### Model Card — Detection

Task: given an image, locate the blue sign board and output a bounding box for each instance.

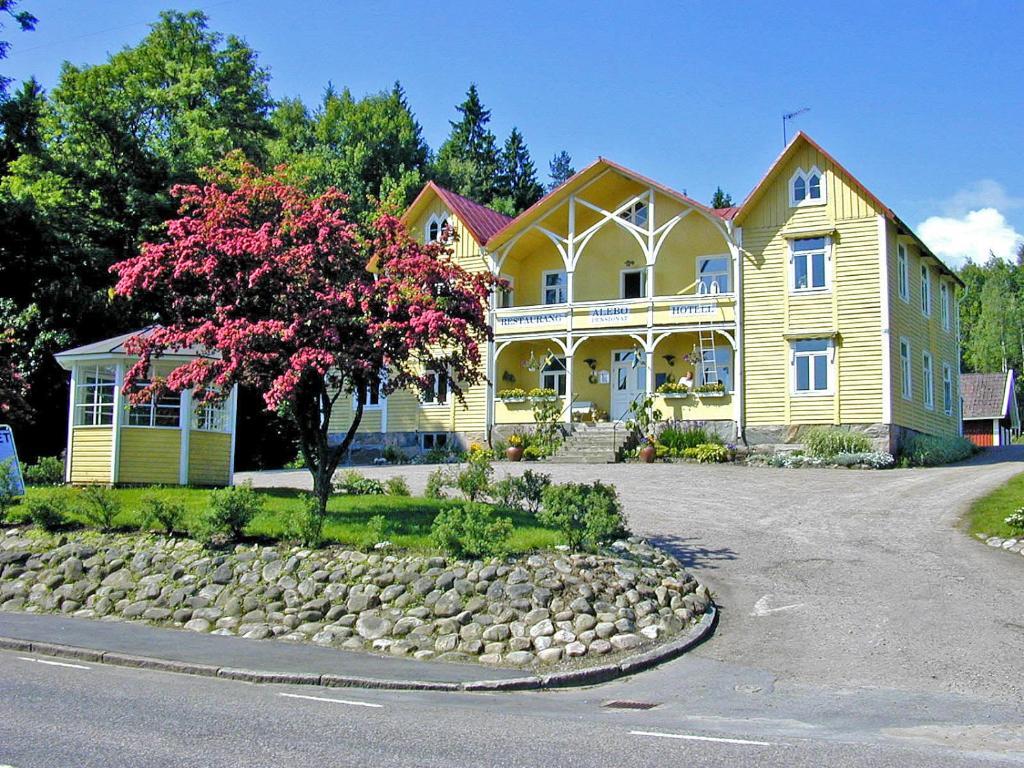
[0,425,25,496]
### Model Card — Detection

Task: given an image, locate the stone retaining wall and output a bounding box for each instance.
[0,529,711,670]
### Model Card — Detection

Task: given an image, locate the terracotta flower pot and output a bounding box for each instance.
[639,445,657,463]
[506,446,524,462]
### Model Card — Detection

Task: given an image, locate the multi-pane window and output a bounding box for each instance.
[791,237,828,291]
[922,353,934,410]
[897,244,909,301]
[620,201,648,227]
[621,269,646,299]
[790,167,824,205]
[540,356,567,396]
[920,264,931,316]
[426,216,449,243]
[792,339,831,393]
[193,400,230,432]
[701,347,734,392]
[126,382,181,427]
[900,338,912,400]
[697,256,730,294]
[423,370,448,405]
[542,270,567,304]
[74,365,117,426]
[940,282,950,330]
[942,363,953,416]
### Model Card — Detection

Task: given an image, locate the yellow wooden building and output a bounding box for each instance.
[55,328,236,486]
[333,133,962,456]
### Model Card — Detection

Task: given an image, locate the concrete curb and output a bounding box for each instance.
[0,604,716,693]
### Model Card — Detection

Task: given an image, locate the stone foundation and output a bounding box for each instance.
[329,431,487,464]
[742,422,936,455]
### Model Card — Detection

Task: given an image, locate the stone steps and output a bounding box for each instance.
[548,423,631,464]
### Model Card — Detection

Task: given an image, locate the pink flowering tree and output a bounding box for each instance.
[112,163,494,530]
[0,329,31,422]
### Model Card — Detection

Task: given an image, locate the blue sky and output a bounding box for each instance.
[4,0,1023,266]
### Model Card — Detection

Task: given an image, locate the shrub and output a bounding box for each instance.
[491,469,551,514]
[658,427,719,453]
[900,433,975,467]
[381,445,409,465]
[284,453,306,470]
[22,456,64,486]
[334,470,385,496]
[193,482,263,544]
[1005,508,1024,533]
[384,476,411,496]
[522,444,546,461]
[804,428,871,458]
[539,481,628,551]
[283,493,325,547]
[455,451,493,501]
[430,502,512,558]
[424,445,455,464]
[0,458,19,522]
[424,468,449,499]
[693,443,729,463]
[138,494,186,534]
[360,514,391,549]
[25,489,74,531]
[79,485,122,531]
[833,451,896,469]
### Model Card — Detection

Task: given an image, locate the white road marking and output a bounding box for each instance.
[278,692,383,709]
[630,730,773,747]
[752,595,804,617]
[18,656,91,670]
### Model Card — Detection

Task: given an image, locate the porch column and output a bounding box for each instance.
[110,363,124,485]
[64,365,77,483]
[564,342,574,424]
[179,388,191,485]
[645,333,655,396]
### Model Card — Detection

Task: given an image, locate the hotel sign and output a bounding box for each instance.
[669,302,718,317]
[588,305,631,324]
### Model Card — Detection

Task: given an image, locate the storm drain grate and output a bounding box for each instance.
[602,700,659,710]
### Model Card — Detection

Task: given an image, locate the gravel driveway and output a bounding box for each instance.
[237,447,1024,704]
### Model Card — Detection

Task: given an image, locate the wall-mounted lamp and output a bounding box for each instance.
[583,358,597,371]
[662,354,676,367]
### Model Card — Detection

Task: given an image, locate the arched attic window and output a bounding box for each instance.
[789,167,825,207]
[426,214,450,242]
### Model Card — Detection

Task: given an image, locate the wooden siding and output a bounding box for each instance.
[741,142,885,427]
[885,220,960,437]
[188,431,231,486]
[118,427,180,485]
[69,426,113,484]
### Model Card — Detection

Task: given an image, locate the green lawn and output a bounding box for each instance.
[10,485,561,553]
[965,472,1024,539]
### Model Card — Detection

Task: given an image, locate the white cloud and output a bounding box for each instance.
[917,207,1023,268]
[939,179,1024,217]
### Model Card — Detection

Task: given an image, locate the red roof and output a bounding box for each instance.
[713,206,740,220]
[412,181,512,245]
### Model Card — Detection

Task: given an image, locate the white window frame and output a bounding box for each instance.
[540,356,567,396]
[942,363,954,416]
[354,374,385,411]
[790,237,831,294]
[696,254,731,294]
[920,264,931,317]
[791,338,833,395]
[425,213,450,243]
[619,268,647,300]
[899,337,912,400]
[74,364,117,426]
[897,244,909,302]
[619,200,649,227]
[789,166,826,207]
[922,352,934,411]
[700,346,734,393]
[940,282,950,331]
[422,369,448,407]
[541,269,567,305]
[420,432,449,451]
[193,399,230,432]
[125,381,182,428]
[497,273,515,309]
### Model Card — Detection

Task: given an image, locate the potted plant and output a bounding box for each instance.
[497,387,527,402]
[656,381,691,399]
[639,434,657,463]
[506,432,526,462]
[528,387,559,402]
[694,382,727,398]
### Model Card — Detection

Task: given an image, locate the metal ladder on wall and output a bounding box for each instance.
[697,327,718,387]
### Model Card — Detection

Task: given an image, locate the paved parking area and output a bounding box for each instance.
[238,447,1024,704]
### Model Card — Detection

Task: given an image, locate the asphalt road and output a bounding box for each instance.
[2,450,1023,766]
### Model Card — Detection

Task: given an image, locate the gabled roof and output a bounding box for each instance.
[402,181,512,246]
[54,326,218,368]
[734,131,963,287]
[485,156,724,250]
[961,370,1016,420]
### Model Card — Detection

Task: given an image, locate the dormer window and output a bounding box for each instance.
[426,214,450,242]
[789,167,825,207]
[620,200,648,227]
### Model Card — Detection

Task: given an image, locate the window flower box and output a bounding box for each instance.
[527,387,559,402]
[497,388,528,403]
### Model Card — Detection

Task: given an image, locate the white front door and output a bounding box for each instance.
[611,349,647,421]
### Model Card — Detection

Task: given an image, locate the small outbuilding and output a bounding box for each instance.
[960,370,1020,447]
[55,328,236,486]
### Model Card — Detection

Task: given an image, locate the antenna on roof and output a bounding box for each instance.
[782,107,810,145]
